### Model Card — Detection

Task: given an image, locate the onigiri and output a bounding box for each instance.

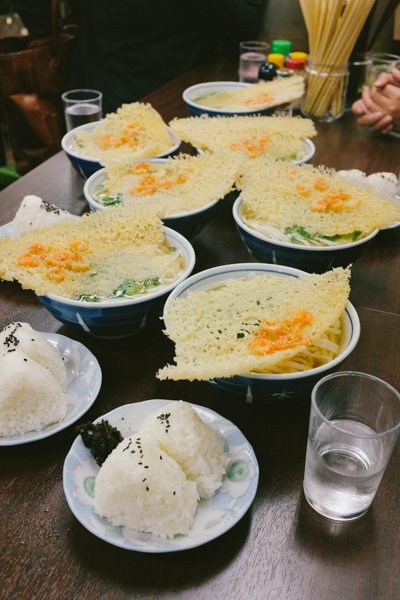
[0,322,67,391]
[0,350,66,437]
[94,434,199,539]
[138,400,228,499]
[12,195,75,238]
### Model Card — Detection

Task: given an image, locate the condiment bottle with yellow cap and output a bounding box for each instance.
[267,53,284,69]
[291,51,308,65]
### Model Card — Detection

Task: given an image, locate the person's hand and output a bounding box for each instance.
[369,70,400,132]
[373,68,400,90]
[352,86,393,134]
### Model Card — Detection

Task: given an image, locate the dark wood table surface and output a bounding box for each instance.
[1,62,400,600]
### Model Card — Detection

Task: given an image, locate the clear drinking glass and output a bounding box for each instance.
[303,371,400,521]
[365,53,400,87]
[62,89,103,132]
[345,52,372,107]
[301,61,349,122]
[239,41,270,83]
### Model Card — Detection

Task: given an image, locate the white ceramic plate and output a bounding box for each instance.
[63,399,259,552]
[0,333,102,445]
[0,221,13,237]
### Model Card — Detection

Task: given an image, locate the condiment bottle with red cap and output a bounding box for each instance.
[286,57,306,109]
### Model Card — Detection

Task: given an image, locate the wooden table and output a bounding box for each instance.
[1,63,400,600]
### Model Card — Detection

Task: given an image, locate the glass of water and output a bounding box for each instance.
[365,53,400,87]
[62,89,103,132]
[239,41,270,83]
[303,371,400,521]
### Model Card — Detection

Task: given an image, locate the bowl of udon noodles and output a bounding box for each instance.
[83,159,220,240]
[232,165,400,274]
[62,122,181,180]
[38,226,195,338]
[183,81,277,117]
[196,138,315,165]
[233,196,379,274]
[162,263,360,403]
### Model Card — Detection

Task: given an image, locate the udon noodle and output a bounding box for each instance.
[241,213,371,246]
[252,318,343,373]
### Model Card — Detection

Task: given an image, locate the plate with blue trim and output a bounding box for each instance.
[0,332,102,445]
[63,399,259,552]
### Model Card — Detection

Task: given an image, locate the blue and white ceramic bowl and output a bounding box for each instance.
[196,138,315,165]
[233,197,379,274]
[62,122,181,180]
[183,81,277,117]
[163,263,360,403]
[38,227,195,339]
[83,159,219,240]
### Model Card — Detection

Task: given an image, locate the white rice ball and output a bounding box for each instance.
[138,400,228,499]
[337,170,398,201]
[0,351,66,437]
[12,195,75,238]
[94,434,199,539]
[0,322,67,391]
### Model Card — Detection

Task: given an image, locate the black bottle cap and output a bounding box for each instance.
[258,62,278,82]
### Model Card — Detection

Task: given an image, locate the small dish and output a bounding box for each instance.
[63,399,259,552]
[0,333,102,445]
[62,123,181,180]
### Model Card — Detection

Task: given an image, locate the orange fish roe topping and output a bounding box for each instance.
[244,93,275,106]
[132,163,150,174]
[46,267,65,282]
[67,252,90,272]
[17,241,91,277]
[17,253,39,268]
[229,136,270,158]
[314,177,328,191]
[176,172,189,184]
[296,184,311,196]
[159,180,174,190]
[247,310,313,356]
[95,122,142,150]
[28,243,46,255]
[311,189,356,213]
[129,170,191,196]
[69,240,89,253]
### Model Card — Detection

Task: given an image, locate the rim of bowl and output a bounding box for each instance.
[196,138,315,164]
[61,123,180,163]
[163,262,360,381]
[183,81,270,115]
[233,196,379,252]
[44,226,195,308]
[83,159,220,218]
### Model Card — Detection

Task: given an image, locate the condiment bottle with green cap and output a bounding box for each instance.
[271,39,292,63]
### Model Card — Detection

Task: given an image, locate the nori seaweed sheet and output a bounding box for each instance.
[75,419,123,466]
